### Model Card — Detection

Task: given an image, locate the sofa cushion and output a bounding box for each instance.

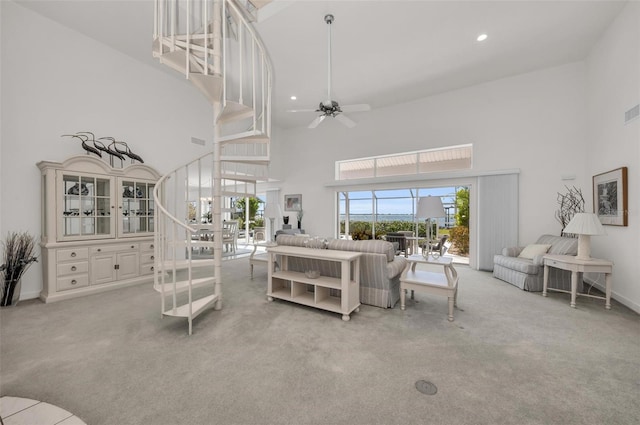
[493,255,539,274]
[518,244,552,259]
[536,234,578,256]
[275,234,312,247]
[327,239,395,262]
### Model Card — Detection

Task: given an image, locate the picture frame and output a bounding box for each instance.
[284,194,302,211]
[593,167,628,226]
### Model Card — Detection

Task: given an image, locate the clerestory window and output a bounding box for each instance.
[336,144,472,181]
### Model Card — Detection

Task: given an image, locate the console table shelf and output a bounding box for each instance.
[267,245,361,321]
[272,270,343,290]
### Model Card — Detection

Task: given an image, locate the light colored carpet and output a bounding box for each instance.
[1,259,638,425]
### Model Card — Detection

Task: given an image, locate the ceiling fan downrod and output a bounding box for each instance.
[324,14,334,108]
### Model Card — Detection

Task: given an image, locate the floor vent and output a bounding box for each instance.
[415,380,438,395]
[625,104,639,124]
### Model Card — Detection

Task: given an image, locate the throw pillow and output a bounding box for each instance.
[518,244,552,259]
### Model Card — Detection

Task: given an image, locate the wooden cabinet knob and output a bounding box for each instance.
[71,252,76,257]
[71,279,77,285]
[151,256,154,260]
[71,266,77,271]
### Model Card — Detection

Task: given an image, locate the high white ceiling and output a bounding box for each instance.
[16,0,627,129]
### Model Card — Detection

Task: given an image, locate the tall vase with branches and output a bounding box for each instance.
[1,232,38,307]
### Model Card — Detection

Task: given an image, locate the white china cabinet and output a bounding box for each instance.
[37,155,161,302]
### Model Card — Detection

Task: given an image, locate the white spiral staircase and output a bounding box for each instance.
[152,0,272,334]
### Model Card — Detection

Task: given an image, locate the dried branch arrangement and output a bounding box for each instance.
[1,232,38,306]
[555,186,585,236]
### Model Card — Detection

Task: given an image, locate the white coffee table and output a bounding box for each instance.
[400,254,459,321]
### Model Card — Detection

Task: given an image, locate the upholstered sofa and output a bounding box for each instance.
[275,235,407,308]
[493,234,580,292]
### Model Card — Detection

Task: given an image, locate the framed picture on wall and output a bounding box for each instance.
[284,194,302,211]
[593,167,628,226]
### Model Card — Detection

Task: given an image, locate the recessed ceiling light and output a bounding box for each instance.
[477,34,488,42]
[290,96,297,100]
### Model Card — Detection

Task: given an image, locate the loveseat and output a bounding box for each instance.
[493,234,580,292]
[275,235,407,308]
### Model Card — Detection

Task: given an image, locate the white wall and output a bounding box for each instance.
[271,62,589,245]
[585,1,640,311]
[1,2,215,299]
[270,4,639,312]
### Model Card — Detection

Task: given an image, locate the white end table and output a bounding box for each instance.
[542,254,613,309]
[400,254,459,321]
[249,241,276,278]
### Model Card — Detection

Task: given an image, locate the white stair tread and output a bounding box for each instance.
[218,130,269,144]
[189,73,223,102]
[155,277,216,294]
[163,294,219,319]
[221,157,270,166]
[217,101,254,123]
[159,50,188,73]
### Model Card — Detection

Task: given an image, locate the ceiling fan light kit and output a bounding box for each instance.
[287,14,371,129]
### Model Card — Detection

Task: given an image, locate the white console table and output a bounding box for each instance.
[267,245,361,321]
[542,254,613,309]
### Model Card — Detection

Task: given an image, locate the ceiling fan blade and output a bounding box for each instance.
[340,104,371,113]
[286,108,318,113]
[335,113,357,128]
[308,115,326,129]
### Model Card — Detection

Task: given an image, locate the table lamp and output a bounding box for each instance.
[416,196,445,255]
[562,212,606,260]
[264,203,283,242]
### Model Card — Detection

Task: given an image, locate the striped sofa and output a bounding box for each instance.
[493,234,580,292]
[275,235,407,308]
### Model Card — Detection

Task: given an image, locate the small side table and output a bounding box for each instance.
[542,254,613,309]
[249,241,276,278]
[400,254,459,321]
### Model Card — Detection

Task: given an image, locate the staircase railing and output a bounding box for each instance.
[152,0,272,334]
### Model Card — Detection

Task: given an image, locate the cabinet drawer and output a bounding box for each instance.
[140,242,155,252]
[140,252,155,264]
[57,275,89,291]
[57,261,89,277]
[58,248,88,262]
[90,243,138,255]
[140,263,155,275]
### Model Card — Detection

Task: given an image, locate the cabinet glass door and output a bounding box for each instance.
[120,180,155,236]
[61,174,112,238]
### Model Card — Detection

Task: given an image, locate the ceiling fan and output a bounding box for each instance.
[287,14,371,129]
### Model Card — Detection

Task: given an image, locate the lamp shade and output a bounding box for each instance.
[264,203,283,219]
[416,196,445,219]
[563,213,606,236]
[563,213,606,260]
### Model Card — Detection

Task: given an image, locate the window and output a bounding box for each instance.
[338,186,464,241]
[336,144,472,181]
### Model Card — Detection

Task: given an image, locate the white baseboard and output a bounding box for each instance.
[18,290,42,302]
[584,275,640,314]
